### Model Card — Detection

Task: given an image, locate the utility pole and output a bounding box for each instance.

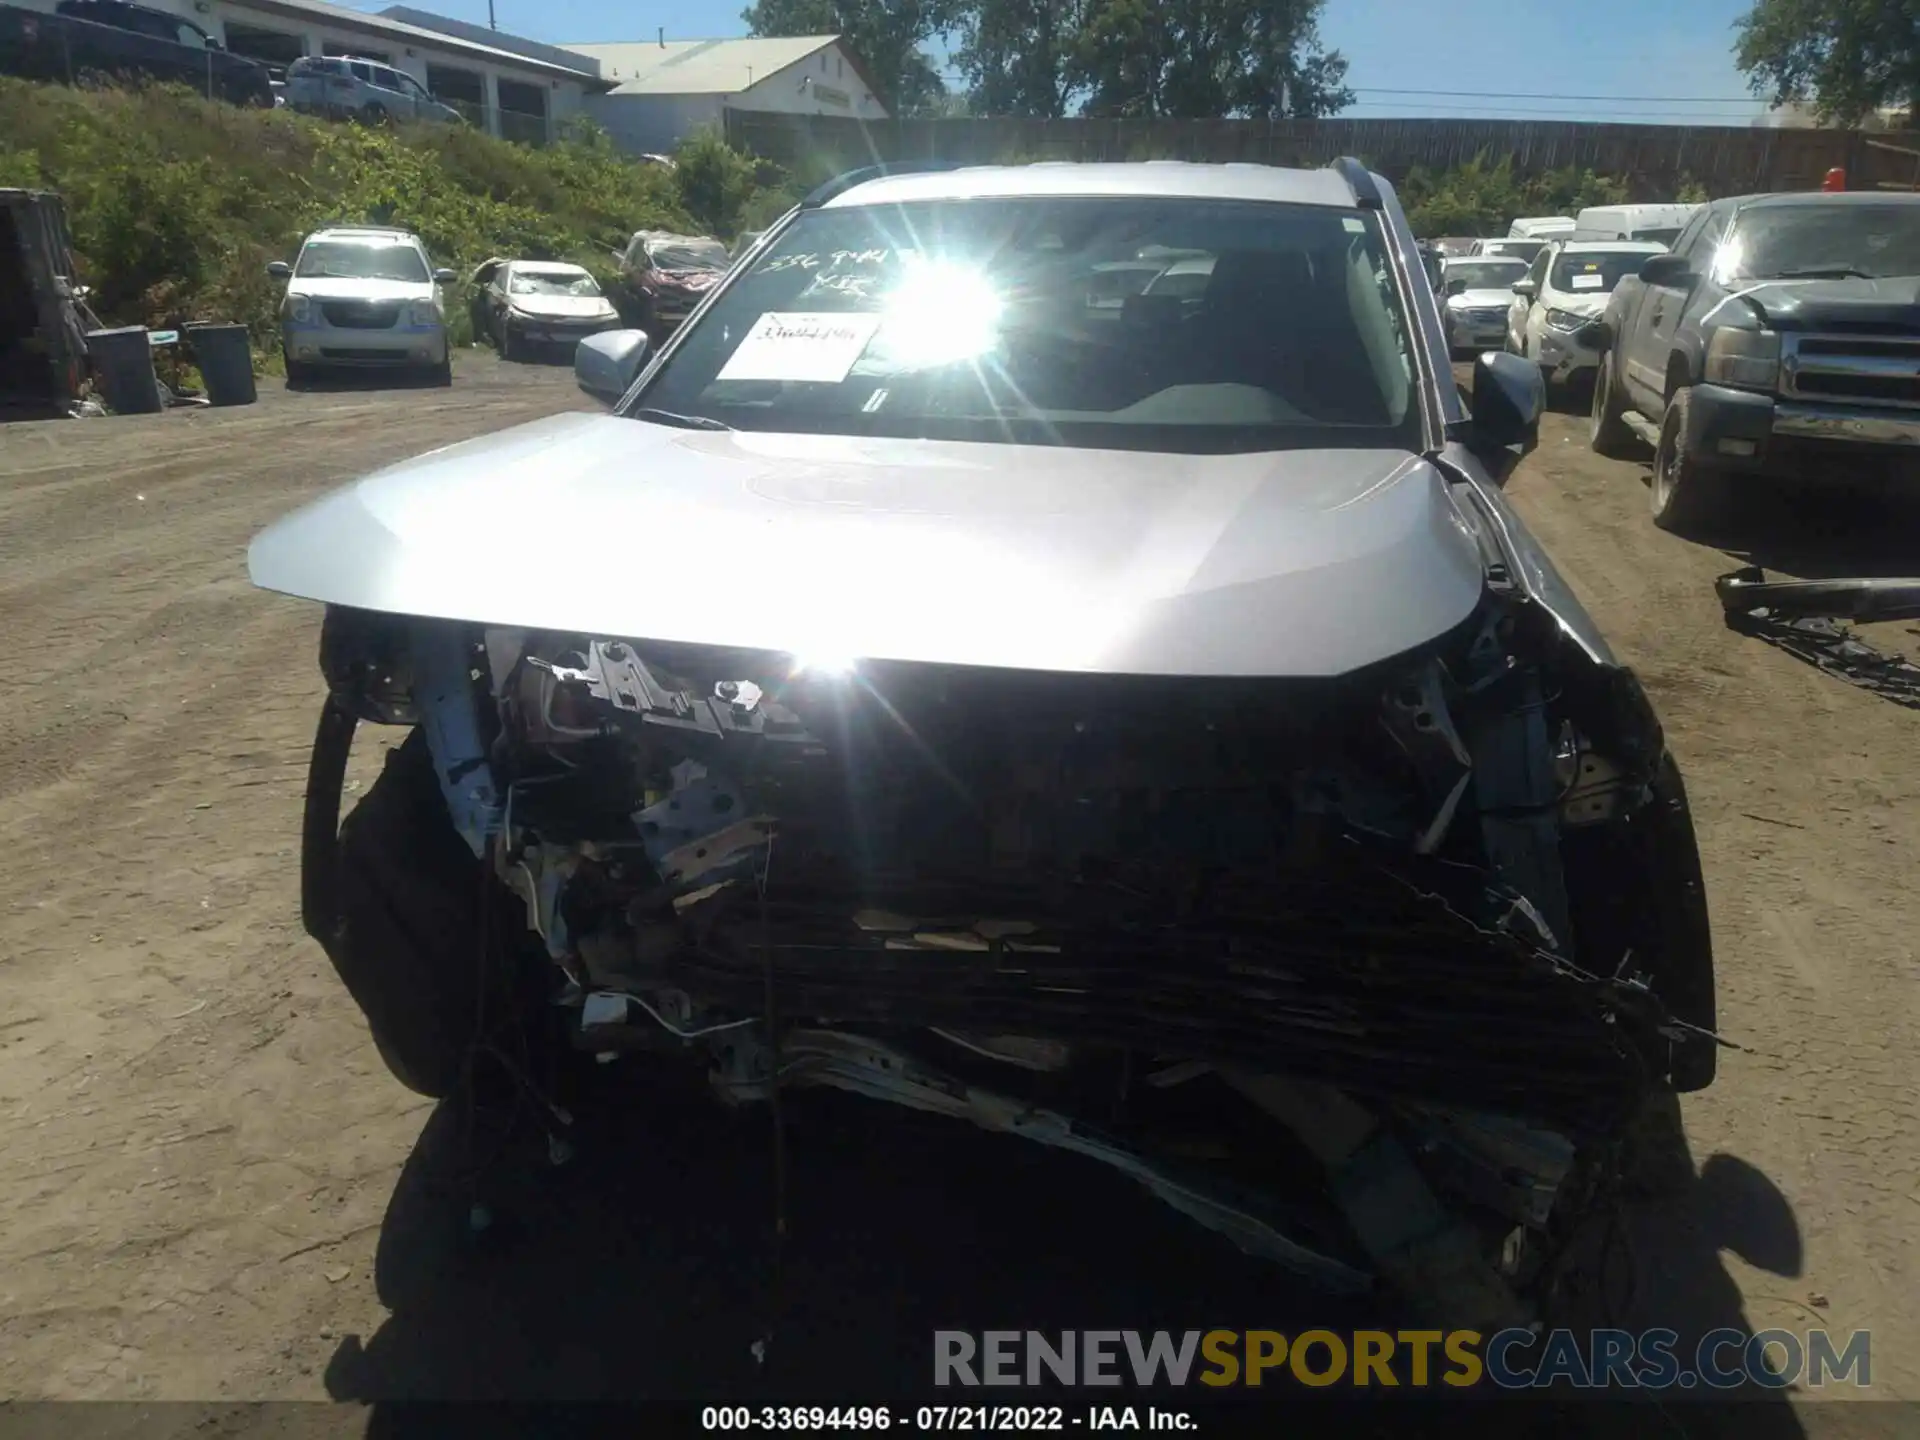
[488,0,496,29]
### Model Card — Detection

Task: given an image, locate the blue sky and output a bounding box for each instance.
[339,0,1770,124]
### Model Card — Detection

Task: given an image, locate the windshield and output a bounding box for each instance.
[296,241,428,282]
[1478,240,1545,264]
[629,197,1423,455]
[1549,250,1653,294]
[1635,227,1683,246]
[510,267,602,297]
[648,238,730,272]
[1719,203,1920,280]
[1446,259,1527,291]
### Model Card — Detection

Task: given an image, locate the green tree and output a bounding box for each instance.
[1734,0,1920,124]
[741,0,951,115]
[949,0,1351,119]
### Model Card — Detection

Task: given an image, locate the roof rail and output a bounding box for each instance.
[801,160,971,208]
[1329,156,1381,210]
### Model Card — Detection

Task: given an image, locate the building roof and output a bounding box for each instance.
[379,7,605,78]
[232,0,600,79]
[821,162,1364,210]
[564,36,838,96]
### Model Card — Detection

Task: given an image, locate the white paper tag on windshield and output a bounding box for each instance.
[1569,273,1607,290]
[717,311,882,383]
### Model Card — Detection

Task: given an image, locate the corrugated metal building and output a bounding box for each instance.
[565,35,890,156]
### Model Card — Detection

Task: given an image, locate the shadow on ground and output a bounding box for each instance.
[316,1057,1816,1436]
[284,369,452,394]
[1706,485,1920,581]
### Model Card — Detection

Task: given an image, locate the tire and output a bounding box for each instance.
[360,101,389,125]
[430,353,453,386]
[1588,349,1639,458]
[499,323,521,363]
[1649,387,1725,536]
[283,350,313,386]
[320,728,505,1097]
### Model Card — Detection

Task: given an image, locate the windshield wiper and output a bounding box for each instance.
[1768,266,1874,279]
[631,406,733,431]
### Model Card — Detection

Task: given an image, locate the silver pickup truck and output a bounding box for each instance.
[1586,189,1920,533]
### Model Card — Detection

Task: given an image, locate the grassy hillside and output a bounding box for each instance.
[0,78,799,359]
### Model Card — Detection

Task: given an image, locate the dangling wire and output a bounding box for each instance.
[757,827,787,1368]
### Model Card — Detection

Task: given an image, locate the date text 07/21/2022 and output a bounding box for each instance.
[701,1404,1194,1431]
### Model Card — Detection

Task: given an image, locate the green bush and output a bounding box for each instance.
[0,78,789,364]
[1398,152,1632,237]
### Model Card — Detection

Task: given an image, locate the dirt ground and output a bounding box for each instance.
[1,356,1917,1429]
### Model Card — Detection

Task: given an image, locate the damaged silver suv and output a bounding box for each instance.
[249,159,1717,1329]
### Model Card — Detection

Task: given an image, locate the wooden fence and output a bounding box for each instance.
[725,112,1920,198]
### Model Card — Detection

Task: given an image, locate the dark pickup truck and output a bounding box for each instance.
[0,0,273,108]
[1585,190,1920,533]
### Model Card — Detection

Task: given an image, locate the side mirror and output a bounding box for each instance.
[1638,253,1694,287]
[575,328,651,404]
[1512,279,1537,298]
[266,261,292,279]
[1445,278,1468,296]
[1468,350,1545,468]
[1574,318,1612,350]
[432,267,456,284]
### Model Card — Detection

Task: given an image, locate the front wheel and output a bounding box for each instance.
[430,353,453,386]
[311,725,536,1096]
[1589,350,1639,458]
[1649,387,1725,536]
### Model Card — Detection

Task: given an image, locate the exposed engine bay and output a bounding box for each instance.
[307,589,1718,1330]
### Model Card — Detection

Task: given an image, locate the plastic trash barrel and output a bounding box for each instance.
[84,325,162,416]
[188,323,257,407]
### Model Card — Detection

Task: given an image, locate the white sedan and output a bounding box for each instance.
[1505,240,1665,388]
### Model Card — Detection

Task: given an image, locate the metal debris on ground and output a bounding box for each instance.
[1716,566,1920,709]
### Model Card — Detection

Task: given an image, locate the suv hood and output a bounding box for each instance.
[1731,275,1920,331]
[288,277,436,303]
[248,415,1488,678]
[508,294,618,320]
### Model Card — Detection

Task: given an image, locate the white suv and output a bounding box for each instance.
[269,226,454,385]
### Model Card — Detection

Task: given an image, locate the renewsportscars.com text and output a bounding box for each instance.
[932,1328,1871,1390]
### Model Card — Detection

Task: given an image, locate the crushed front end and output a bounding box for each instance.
[304,587,1717,1329]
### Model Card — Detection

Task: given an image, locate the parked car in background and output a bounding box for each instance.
[1506,239,1665,391]
[469,257,623,361]
[1440,254,1529,354]
[269,224,455,384]
[1572,204,1700,247]
[1468,237,1547,265]
[614,230,730,336]
[281,54,463,125]
[1586,190,1920,532]
[0,0,272,107]
[1508,215,1576,243]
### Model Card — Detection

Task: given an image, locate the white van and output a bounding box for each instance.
[1507,216,1576,241]
[1571,203,1701,247]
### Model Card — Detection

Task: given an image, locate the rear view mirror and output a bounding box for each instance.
[267,261,292,279]
[575,328,651,404]
[1469,350,1545,471]
[1574,319,1612,350]
[1513,279,1537,298]
[1445,278,1468,296]
[433,267,456,284]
